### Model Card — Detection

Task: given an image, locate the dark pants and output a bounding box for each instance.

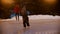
[22,15,30,27]
[15,13,20,21]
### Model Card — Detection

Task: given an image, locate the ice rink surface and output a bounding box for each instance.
[0,15,60,34]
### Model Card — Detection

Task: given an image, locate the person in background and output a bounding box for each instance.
[13,4,20,21]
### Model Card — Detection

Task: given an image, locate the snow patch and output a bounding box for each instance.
[0,15,60,21]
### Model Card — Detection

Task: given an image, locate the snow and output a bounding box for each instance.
[11,15,60,20]
[0,15,60,21]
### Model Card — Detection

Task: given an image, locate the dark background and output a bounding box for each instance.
[0,0,60,19]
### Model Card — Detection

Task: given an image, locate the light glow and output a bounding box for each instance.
[1,0,15,5]
[43,0,57,4]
